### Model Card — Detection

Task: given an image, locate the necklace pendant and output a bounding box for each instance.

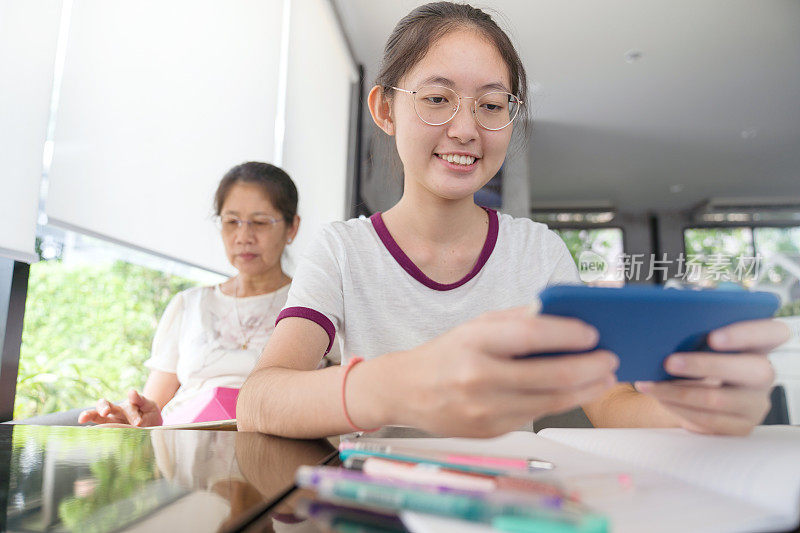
[242,343,248,350]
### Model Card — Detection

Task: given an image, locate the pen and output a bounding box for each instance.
[296,466,606,531]
[344,455,495,491]
[299,465,562,506]
[340,441,554,471]
[493,514,609,533]
[294,498,407,532]
[344,455,569,499]
[339,447,508,476]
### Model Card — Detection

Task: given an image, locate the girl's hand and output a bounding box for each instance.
[635,319,790,435]
[355,307,619,438]
[78,389,163,427]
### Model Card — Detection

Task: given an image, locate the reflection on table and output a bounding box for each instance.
[1,425,336,532]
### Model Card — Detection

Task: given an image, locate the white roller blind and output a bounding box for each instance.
[47,0,283,274]
[282,0,358,257]
[0,1,61,263]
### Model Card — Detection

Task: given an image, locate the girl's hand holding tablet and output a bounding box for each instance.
[376,307,618,437]
[635,319,790,435]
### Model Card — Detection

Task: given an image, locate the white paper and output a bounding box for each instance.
[351,431,800,533]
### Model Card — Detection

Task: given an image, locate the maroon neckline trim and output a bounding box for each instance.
[369,207,499,291]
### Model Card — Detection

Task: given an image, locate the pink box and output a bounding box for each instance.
[161,387,239,426]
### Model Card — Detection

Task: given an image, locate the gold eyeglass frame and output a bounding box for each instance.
[390,85,524,131]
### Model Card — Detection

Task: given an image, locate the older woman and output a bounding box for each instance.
[79,162,323,427]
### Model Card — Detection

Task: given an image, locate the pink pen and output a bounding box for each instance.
[343,455,570,500]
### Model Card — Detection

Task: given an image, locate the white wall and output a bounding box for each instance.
[281,0,358,260]
[1,0,357,272]
[46,0,284,274]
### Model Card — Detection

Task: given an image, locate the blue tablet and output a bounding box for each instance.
[529,285,780,382]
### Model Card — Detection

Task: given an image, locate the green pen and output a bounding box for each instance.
[493,515,608,533]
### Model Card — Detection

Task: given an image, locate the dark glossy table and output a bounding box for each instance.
[0,424,353,532]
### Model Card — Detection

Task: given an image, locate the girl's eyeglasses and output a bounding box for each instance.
[390,85,523,131]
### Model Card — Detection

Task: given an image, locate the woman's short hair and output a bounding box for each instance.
[214,162,298,223]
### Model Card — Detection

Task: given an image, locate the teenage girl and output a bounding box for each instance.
[237,2,788,438]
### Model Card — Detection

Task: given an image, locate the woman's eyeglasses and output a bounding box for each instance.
[214,215,283,234]
[390,85,523,131]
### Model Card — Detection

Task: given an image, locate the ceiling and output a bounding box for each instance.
[332,0,800,213]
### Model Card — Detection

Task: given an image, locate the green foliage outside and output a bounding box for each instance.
[15,260,197,419]
[555,228,622,268]
[776,300,800,317]
[754,227,800,284]
[684,227,755,281]
[554,228,624,283]
[683,226,800,284]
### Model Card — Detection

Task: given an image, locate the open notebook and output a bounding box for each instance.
[538,426,800,532]
[370,426,800,533]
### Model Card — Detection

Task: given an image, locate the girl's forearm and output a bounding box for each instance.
[236,355,401,438]
[583,383,681,428]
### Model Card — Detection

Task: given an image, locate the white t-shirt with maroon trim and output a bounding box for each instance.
[277,208,580,364]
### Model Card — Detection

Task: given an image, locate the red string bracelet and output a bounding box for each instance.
[341,356,379,433]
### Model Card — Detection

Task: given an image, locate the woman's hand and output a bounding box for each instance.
[78,389,163,427]
[349,307,619,438]
[635,319,790,435]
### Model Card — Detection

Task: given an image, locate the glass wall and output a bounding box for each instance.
[15,228,223,419]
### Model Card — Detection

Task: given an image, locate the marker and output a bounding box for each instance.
[299,465,562,506]
[296,466,606,531]
[344,456,569,500]
[339,442,554,471]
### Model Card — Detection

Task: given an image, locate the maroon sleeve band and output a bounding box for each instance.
[276,306,335,354]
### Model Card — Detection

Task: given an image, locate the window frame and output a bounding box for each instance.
[682,222,800,263]
[0,260,29,421]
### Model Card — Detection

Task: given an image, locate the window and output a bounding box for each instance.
[14,227,224,419]
[683,226,800,316]
[683,227,755,284]
[753,227,800,284]
[553,228,625,286]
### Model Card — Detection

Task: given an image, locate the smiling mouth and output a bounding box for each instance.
[435,153,478,166]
